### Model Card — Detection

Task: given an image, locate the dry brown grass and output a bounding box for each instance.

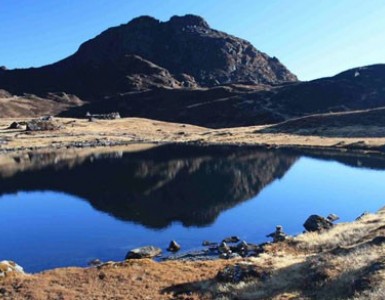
[0,259,228,300]
[1,117,385,156]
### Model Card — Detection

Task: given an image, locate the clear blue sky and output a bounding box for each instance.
[0,0,384,80]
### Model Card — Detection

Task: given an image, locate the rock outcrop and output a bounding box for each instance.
[303,215,334,232]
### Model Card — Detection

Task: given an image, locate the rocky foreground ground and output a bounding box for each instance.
[1,208,385,299]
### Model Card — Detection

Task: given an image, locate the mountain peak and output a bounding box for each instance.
[127,15,160,27]
[167,14,210,28]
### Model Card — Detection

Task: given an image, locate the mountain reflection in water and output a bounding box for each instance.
[0,145,298,228]
[2,144,385,230]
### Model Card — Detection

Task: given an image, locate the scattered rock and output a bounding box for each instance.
[40,115,54,121]
[125,246,162,259]
[0,261,24,278]
[303,215,333,232]
[218,241,231,254]
[167,240,181,252]
[202,240,216,246]
[220,252,241,260]
[219,252,230,259]
[216,263,270,283]
[98,272,106,280]
[222,236,240,244]
[356,212,370,221]
[26,119,61,131]
[327,213,340,222]
[228,253,242,259]
[88,259,102,266]
[7,122,23,130]
[266,225,287,242]
[235,240,249,256]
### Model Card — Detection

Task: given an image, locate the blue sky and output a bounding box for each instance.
[0,0,384,80]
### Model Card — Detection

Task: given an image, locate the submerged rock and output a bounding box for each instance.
[167,240,181,252]
[0,261,24,278]
[125,246,162,259]
[304,215,333,232]
[88,259,102,266]
[222,236,240,244]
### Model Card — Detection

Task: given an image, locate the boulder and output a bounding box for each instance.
[327,213,339,222]
[235,240,249,256]
[0,261,24,278]
[266,225,287,242]
[26,119,61,131]
[218,241,231,254]
[303,215,333,232]
[125,246,162,259]
[167,240,181,252]
[8,122,23,129]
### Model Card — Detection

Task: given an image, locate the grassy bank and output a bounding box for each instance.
[1,208,385,299]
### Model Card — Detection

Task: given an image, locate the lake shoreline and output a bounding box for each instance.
[2,207,385,299]
[1,117,385,157]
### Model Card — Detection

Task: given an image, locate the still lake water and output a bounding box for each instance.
[1,145,385,272]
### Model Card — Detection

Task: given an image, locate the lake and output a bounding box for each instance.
[1,144,385,272]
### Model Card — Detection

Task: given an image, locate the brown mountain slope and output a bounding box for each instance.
[0,89,83,118]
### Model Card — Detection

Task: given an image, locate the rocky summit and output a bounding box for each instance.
[0,14,296,99]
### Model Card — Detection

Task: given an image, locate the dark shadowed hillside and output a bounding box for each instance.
[59,64,385,128]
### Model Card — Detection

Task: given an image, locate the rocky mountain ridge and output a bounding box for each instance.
[0,14,296,100]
